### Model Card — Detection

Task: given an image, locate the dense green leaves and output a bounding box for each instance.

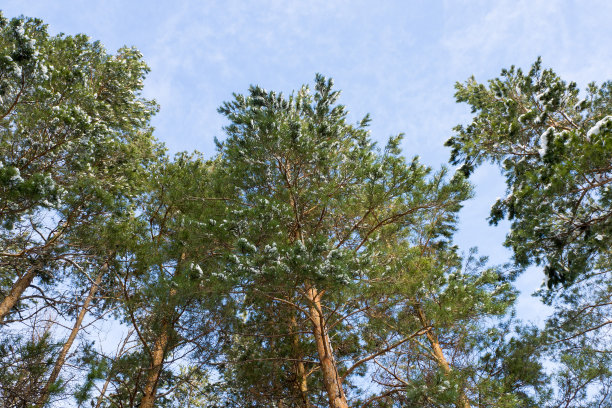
[0,329,61,407]
[0,11,161,327]
[212,75,532,407]
[0,11,161,407]
[0,14,158,227]
[448,59,612,407]
[447,58,611,286]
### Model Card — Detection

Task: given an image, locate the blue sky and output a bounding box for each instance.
[3,0,611,322]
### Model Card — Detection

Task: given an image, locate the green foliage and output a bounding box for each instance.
[0,10,162,406]
[87,153,235,407]
[0,12,159,227]
[0,328,62,407]
[214,75,525,407]
[446,58,611,286]
[217,74,471,287]
[447,58,612,407]
[0,10,162,324]
[2,10,608,407]
[362,245,541,407]
[163,366,223,408]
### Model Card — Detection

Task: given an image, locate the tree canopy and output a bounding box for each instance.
[446,58,611,287]
[447,58,612,407]
[0,12,610,408]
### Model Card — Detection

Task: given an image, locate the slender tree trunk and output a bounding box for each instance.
[0,218,72,324]
[94,329,134,408]
[306,287,348,408]
[137,254,184,408]
[0,266,37,323]
[415,304,471,408]
[139,324,170,408]
[290,314,310,408]
[36,269,105,406]
[94,369,113,408]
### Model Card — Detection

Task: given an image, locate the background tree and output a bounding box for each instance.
[446,59,612,407]
[446,58,611,286]
[89,153,232,408]
[0,11,161,407]
[0,11,160,323]
[346,182,549,408]
[0,318,61,407]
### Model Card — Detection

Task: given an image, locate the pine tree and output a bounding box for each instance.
[363,247,547,407]
[216,75,474,407]
[446,58,611,286]
[446,59,612,406]
[0,323,62,407]
[0,11,160,323]
[93,154,232,408]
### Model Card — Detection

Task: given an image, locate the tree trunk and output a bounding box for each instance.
[138,255,184,408]
[36,269,105,406]
[0,266,37,323]
[139,324,170,408]
[290,314,310,408]
[306,287,349,408]
[415,304,471,408]
[94,370,113,408]
[95,329,134,408]
[0,218,72,324]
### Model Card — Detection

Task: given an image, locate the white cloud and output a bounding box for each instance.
[440,0,611,84]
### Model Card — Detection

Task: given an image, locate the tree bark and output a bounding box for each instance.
[139,255,183,408]
[36,268,105,406]
[0,217,73,323]
[415,304,471,408]
[139,323,170,408]
[290,314,310,408]
[306,287,349,408]
[0,266,37,323]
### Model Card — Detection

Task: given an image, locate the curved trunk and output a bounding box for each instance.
[307,287,348,408]
[0,266,37,323]
[0,220,72,323]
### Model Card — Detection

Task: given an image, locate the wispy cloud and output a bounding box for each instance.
[440,0,611,84]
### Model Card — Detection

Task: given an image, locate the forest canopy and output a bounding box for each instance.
[0,12,610,408]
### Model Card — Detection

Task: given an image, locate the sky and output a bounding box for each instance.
[3,0,611,323]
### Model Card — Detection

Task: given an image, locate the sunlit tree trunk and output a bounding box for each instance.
[140,255,183,408]
[415,303,471,408]
[0,266,36,322]
[139,323,171,408]
[37,268,106,406]
[307,287,349,408]
[0,220,71,323]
